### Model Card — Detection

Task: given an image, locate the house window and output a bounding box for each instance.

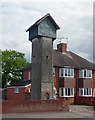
[93,88,95,97]
[59,88,74,97]
[87,70,91,77]
[53,67,55,76]
[28,72,30,80]
[84,70,86,78]
[59,68,74,77]
[60,68,63,77]
[79,70,82,78]
[84,88,87,95]
[71,69,74,76]
[79,88,92,96]
[94,71,95,78]
[65,68,68,76]
[79,88,83,96]
[79,69,92,78]
[14,88,19,93]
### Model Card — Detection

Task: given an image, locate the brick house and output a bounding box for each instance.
[6,43,95,104]
[7,80,31,100]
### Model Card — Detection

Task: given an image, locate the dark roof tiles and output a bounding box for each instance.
[21,64,31,71]
[21,50,95,71]
[9,80,31,87]
[26,13,60,32]
[53,50,95,70]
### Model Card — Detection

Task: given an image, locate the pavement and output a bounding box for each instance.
[1,110,94,119]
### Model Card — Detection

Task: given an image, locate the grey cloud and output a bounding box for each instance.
[1,1,93,63]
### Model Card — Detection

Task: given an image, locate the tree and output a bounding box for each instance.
[2,50,30,88]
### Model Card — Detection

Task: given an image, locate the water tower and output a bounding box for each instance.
[26,13,60,100]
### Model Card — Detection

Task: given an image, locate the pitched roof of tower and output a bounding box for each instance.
[26,13,60,32]
[21,50,95,71]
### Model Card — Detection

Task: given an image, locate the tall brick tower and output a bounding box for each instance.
[26,13,60,100]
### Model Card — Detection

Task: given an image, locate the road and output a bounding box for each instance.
[2,110,94,119]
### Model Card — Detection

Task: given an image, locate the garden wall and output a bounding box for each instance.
[75,96,93,105]
[1,99,69,113]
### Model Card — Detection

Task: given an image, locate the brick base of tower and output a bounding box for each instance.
[41,82,53,100]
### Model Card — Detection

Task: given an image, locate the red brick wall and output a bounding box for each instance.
[59,97,74,104]
[1,100,69,113]
[66,98,74,105]
[25,93,31,100]
[92,71,95,97]
[75,96,93,105]
[93,78,95,88]
[78,78,92,88]
[7,87,25,100]
[53,67,59,98]
[64,78,74,88]
[23,69,31,80]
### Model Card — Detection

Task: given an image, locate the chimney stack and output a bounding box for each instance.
[57,43,67,53]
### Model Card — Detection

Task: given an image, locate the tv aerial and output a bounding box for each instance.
[56,37,68,44]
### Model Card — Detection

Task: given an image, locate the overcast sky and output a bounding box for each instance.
[0,0,94,63]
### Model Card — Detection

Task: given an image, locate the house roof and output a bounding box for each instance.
[8,80,31,87]
[53,50,95,70]
[21,50,95,71]
[26,13,60,32]
[21,64,31,71]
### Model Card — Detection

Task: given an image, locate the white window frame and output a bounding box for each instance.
[94,71,95,78]
[28,72,30,80]
[14,88,19,93]
[79,70,82,78]
[59,68,74,78]
[53,67,55,76]
[79,88,83,96]
[59,88,74,97]
[93,88,95,97]
[79,88,92,97]
[79,69,92,78]
[59,87,64,97]
[59,68,63,77]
